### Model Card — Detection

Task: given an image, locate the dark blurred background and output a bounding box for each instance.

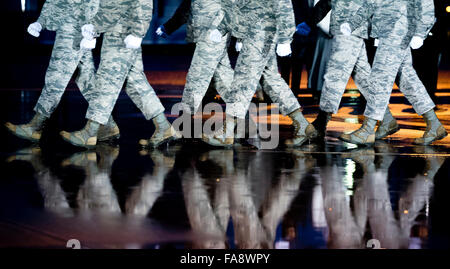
[0,0,449,89]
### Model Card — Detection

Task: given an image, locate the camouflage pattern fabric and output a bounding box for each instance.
[85,33,165,125]
[360,0,436,120]
[227,0,296,44]
[92,0,152,38]
[350,0,435,49]
[330,0,369,39]
[181,29,234,113]
[395,50,435,115]
[34,33,96,117]
[85,0,165,125]
[180,0,235,113]
[320,34,434,116]
[225,0,300,119]
[37,0,99,34]
[34,0,99,117]
[319,35,369,114]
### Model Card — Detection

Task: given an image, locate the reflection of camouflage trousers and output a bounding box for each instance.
[85,32,165,125]
[226,31,301,119]
[181,30,234,113]
[321,35,435,119]
[364,39,435,120]
[34,32,95,117]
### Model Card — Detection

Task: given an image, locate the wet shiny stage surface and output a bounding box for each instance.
[0,87,449,249]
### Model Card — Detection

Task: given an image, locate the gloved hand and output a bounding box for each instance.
[156,25,167,38]
[276,43,291,57]
[124,34,143,49]
[81,24,96,40]
[296,22,311,36]
[235,41,242,52]
[209,29,222,43]
[80,38,96,50]
[410,36,424,50]
[340,23,352,36]
[27,22,42,37]
[374,39,379,47]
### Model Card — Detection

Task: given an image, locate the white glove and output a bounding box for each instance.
[27,22,42,37]
[374,39,379,47]
[209,29,222,43]
[81,24,96,40]
[124,34,142,49]
[276,43,291,57]
[340,23,352,36]
[410,36,424,50]
[156,26,164,36]
[80,38,96,50]
[235,41,242,52]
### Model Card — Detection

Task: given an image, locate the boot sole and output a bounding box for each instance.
[146,135,178,149]
[5,125,40,143]
[413,131,448,146]
[375,126,400,140]
[61,135,97,149]
[338,135,374,147]
[98,134,121,142]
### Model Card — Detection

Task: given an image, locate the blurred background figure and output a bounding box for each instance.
[307,0,333,102]
[278,0,317,95]
[412,0,449,108]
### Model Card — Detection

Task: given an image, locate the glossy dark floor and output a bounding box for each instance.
[1,84,450,249]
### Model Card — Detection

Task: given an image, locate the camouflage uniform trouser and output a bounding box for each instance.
[34,32,95,117]
[181,29,234,114]
[85,32,165,125]
[226,31,301,119]
[364,38,435,121]
[320,35,371,113]
[321,35,435,119]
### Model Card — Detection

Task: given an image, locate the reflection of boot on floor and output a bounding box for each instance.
[5,112,47,142]
[61,151,97,168]
[200,149,235,175]
[288,149,316,172]
[342,148,376,173]
[374,140,396,171]
[413,146,446,179]
[375,108,399,140]
[7,146,46,172]
[413,109,448,145]
[95,144,120,170]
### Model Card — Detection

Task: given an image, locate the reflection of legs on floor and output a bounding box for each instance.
[319,164,366,249]
[8,147,74,216]
[60,146,121,214]
[125,149,173,216]
[182,168,228,249]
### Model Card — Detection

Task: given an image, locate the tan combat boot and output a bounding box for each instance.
[285,109,318,147]
[413,109,448,145]
[339,117,377,146]
[139,113,181,148]
[60,120,100,149]
[5,112,47,142]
